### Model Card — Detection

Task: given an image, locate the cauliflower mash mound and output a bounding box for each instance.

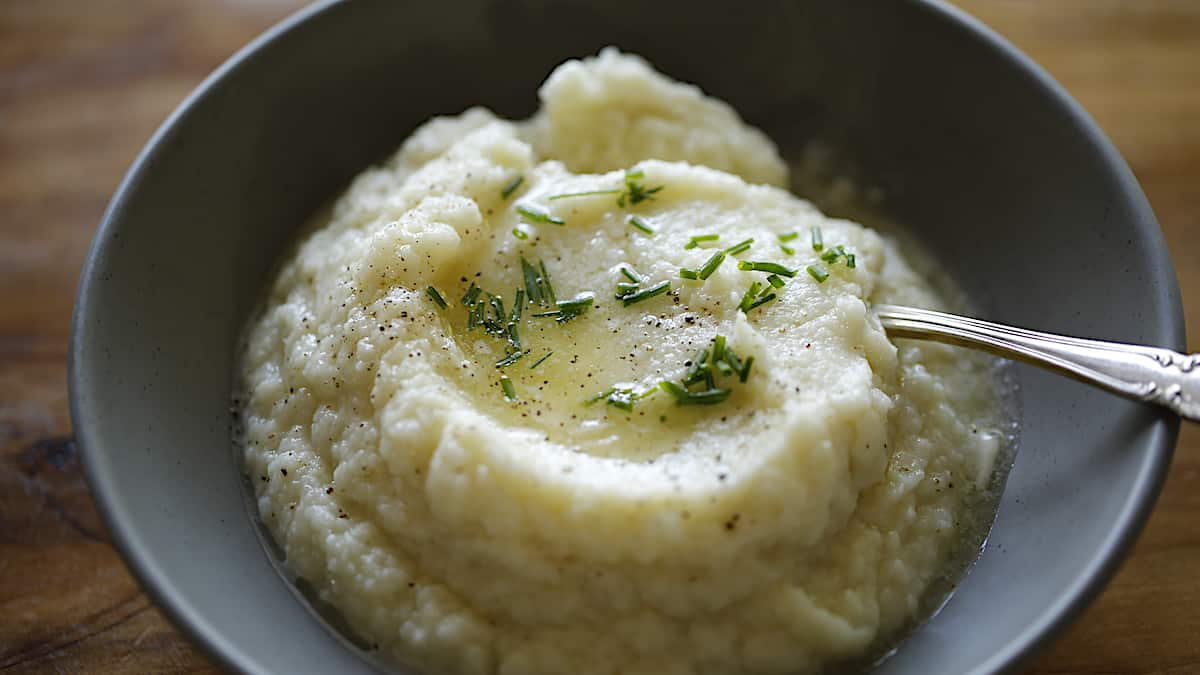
[239,49,1007,675]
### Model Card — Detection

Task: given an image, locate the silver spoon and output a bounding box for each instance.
[875,304,1199,422]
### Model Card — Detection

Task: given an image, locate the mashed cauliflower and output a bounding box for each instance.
[239,49,1008,675]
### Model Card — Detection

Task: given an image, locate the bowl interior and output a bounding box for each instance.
[72,1,1182,674]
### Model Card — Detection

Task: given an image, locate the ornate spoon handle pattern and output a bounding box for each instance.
[876,304,1199,422]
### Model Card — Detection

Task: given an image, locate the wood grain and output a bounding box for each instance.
[1,1,1197,672]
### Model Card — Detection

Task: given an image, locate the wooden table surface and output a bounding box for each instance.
[2,1,1197,672]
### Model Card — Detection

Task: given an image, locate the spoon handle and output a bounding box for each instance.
[875,304,1200,422]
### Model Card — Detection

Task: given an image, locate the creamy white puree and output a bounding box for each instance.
[239,48,1008,675]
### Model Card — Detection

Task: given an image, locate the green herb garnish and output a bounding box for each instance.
[739,281,762,310]
[684,348,713,388]
[811,226,824,252]
[586,385,657,411]
[779,232,799,243]
[618,279,671,307]
[538,260,557,303]
[532,292,594,324]
[426,286,447,309]
[738,281,777,313]
[546,168,664,209]
[627,215,655,235]
[516,203,564,226]
[500,374,518,402]
[738,356,755,382]
[501,175,524,199]
[618,168,664,207]
[548,189,622,201]
[698,250,727,280]
[521,257,543,306]
[780,244,795,256]
[737,261,797,277]
[815,244,857,270]
[725,238,754,256]
[511,227,529,240]
[510,289,525,322]
[679,268,699,280]
[744,293,777,312]
[766,274,786,288]
[495,350,525,368]
[659,381,731,406]
[685,234,719,250]
[620,265,643,283]
[461,283,482,307]
[529,351,554,369]
[806,263,830,283]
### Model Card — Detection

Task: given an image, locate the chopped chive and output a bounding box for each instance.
[737,261,797,277]
[820,248,841,263]
[606,387,656,411]
[521,257,543,306]
[554,293,594,313]
[532,292,594,324]
[506,320,521,350]
[500,374,518,402]
[619,280,671,306]
[725,238,754,255]
[698,250,727,280]
[738,284,758,312]
[745,293,777,312]
[426,286,447,309]
[806,263,830,283]
[780,244,795,256]
[627,215,655,234]
[685,234,719,250]
[548,189,622,201]
[713,335,727,363]
[723,347,744,376]
[738,356,755,383]
[501,175,524,199]
[511,227,529,240]
[620,266,642,283]
[846,253,856,268]
[538,260,556,303]
[618,169,664,208]
[779,232,800,243]
[684,348,710,385]
[496,350,525,367]
[516,203,564,225]
[606,393,635,411]
[659,381,731,406]
[510,289,525,322]
[585,387,616,405]
[587,385,657,411]
[529,351,554,369]
[617,282,642,295]
[811,226,824,251]
[679,268,699,280]
[766,274,786,288]
[461,282,481,307]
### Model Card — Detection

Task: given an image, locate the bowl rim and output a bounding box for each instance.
[70,1,1184,673]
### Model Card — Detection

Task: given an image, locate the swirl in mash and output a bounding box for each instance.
[240,48,1006,675]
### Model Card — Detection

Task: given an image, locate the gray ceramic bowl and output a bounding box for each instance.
[71,1,1184,673]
